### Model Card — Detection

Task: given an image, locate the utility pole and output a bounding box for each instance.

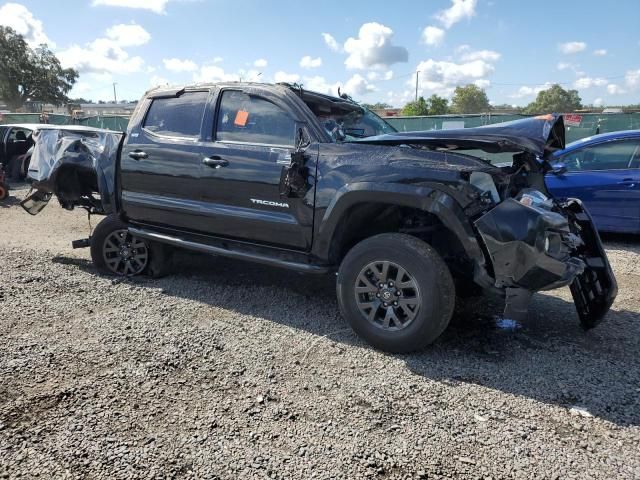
[113,83,118,104]
[415,71,420,102]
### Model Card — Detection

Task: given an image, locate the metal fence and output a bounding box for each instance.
[2,111,639,145]
[0,113,130,131]
[385,113,640,144]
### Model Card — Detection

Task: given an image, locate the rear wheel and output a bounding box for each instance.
[90,215,149,276]
[337,233,455,353]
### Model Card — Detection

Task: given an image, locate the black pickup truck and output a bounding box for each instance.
[22,82,617,352]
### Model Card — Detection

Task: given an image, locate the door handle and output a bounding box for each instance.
[128,150,148,160]
[618,178,637,187]
[202,156,229,169]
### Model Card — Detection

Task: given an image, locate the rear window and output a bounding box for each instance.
[143,91,209,138]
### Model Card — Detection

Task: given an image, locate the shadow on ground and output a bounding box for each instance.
[52,248,640,427]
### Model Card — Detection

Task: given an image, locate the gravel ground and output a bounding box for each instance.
[1,184,639,479]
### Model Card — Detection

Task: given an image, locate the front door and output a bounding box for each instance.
[547,139,640,233]
[197,88,317,250]
[120,90,211,232]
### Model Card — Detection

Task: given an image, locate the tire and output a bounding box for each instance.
[90,215,151,276]
[336,233,455,353]
[0,182,8,200]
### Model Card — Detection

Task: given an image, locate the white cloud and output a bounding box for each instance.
[474,79,491,88]
[459,48,501,62]
[342,74,376,96]
[509,83,553,99]
[573,77,607,89]
[322,33,341,52]
[625,69,640,89]
[435,0,477,29]
[557,62,575,71]
[593,49,607,56]
[92,0,168,14]
[299,56,322,69]
[57,22,150,75]
[606,84,625,95]
[344,22,408,69]
[58,40,144,75]
[253,58,268,68]
[559,41,587,54]
[150,75,170,87]
[163,58,198,72]
[106,23,150,47]
[274,71,301,83]
[422,26,445,46]
[0,3,54,47]
[193,64,237,83]
[413,58,495,97]
[593,98,604,106]
[300,76,340,95]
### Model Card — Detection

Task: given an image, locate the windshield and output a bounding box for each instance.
[318,107,396,142]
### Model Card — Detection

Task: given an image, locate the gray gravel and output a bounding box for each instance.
[1,185,640,479]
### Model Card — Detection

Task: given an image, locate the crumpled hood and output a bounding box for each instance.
[351,114,565,160]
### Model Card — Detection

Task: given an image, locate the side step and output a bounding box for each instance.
[128,227,330,274]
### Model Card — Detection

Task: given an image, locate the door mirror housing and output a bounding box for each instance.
[550,162,567,175]
[280,125,311,198]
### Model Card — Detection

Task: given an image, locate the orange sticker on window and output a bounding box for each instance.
[234,110,249,126]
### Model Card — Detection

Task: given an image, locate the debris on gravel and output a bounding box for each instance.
[1,185,639,479]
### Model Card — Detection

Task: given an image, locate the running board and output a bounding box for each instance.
[128,227,329,274]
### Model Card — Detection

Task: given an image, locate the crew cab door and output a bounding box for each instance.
[196,88,317,250]
[120,90,211,231]
[546,139,640,233]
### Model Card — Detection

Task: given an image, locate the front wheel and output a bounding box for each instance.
[336,233,455,353]
[90,215,150,276]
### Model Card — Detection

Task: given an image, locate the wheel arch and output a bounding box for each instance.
[313,182,488,272]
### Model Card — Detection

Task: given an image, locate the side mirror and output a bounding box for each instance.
[550,162,567,175]
[281,126,311,198]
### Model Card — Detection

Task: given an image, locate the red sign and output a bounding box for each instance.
[564,114,583,126]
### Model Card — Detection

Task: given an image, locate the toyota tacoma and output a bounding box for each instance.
[21,82,617,352]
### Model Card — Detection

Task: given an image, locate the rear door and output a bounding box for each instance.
[196,88,317,250]
[547,139,640,232]
[120,90,211,232]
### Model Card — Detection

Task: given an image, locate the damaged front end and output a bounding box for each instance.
[474,191,617,328]
[464,118,618,329]
[21,126,123,215]
[360,114,617,328]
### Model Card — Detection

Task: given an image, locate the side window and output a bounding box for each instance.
[559,141,640,172]
[143,91,209,138]
[216,90,295,146]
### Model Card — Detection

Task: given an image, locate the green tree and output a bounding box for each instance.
[523,84,582,114]
[402,96,430,116]
[0,26,78,110]
[426,94,449,115]
[450,84,490,114]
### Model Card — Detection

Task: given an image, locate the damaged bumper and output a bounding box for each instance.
[475,197,617,328]
[21,126,123,215]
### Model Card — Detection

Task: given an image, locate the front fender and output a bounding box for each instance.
[312,182,488,272]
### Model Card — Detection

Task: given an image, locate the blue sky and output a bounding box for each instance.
[1,0,639,107]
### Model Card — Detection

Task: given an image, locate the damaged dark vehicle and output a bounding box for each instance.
[23,82,617,352]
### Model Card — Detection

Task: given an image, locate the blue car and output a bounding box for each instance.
[546,130,640,234]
